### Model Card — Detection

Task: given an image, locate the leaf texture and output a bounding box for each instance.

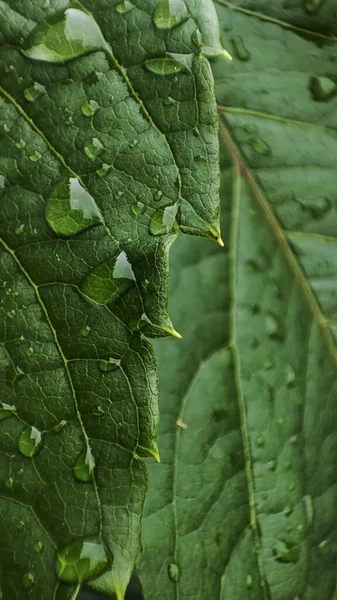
[0,1,222,597]
[138,2,337,599]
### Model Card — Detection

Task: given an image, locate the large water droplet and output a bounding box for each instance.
[81,100,99,117]
[97,358,121,373]
[149,204,179,236]
[24,82,46,102]
[115,0,134,13]
[84,137,104,159]
[73,446,95,482]
[273,540,300,563]
[22,8,108,64]
[18,426,43,457]
[304,0,323,14]
[45,177,103,236]
[168,563,180,582]
[0,402,16,420]
[231,36,251,61]
[144,55,189,76]
[80,251,136,305]
[153,0,188,30]
[22,573,35,589]
[250,137,272,156]
[310,75,337,101]
[56,537,109,583]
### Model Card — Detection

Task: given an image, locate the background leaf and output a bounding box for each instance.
[138,2,337,599]
[0,1,222,597]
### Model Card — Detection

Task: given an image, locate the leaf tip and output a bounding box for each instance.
[216,236,225,247]
[220,48,233,62]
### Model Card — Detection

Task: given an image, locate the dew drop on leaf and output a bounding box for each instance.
[80,251,136,305]
[73,446,95,482]
[19,426,43,458]
[81,99,99,116]
[246,574,253,588]
[318,539,328,553]
[17,467,24,476]
[115,0,135,13]
[22,573,35,589]
[80,325,91,337]
[163,96,175,106]
[96,163,111,177]
[256,434,265,447]
[144,56,187,76]
[0,402,16,420]
[250,137,272,156]
[23,82,46,102]
[5,477,13,489]
[167,563,180,582]
[16,520,25,530]
[53,419,67,433]
[25,346,34,357]
[310,75,337,101]
[55,537,109,583]
[22,8,108,64]
[149,204,179,236]
[34,541,44,554]
[265,313,284,340]
[84,137,104,159]
[131,201,145,216]
[286,365,296,387]
[231,36,251,61]
[243,123,258,134]
[153,0,188,30]
[29,151,42,162]
[15,139,26,149]
[97,358,121,373]
[304,0,323,14]
[153,190,163,202]
[45,177,103,236]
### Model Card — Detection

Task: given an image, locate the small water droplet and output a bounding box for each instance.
[25,346,34,357]
[53,420,67,433]
[273,540,300,563]
[246,574,253,589]
[34,540,44,553]
[297,523,304,533]
[256,434,265,447]
[144,55,188,76]
[18,426,43,457]
[22,8,108,64]
[250,137,272,156]
[163,96,175,106]
[24,82,46,102]
[0,175,6,189]
[167,563,179,582]
[56,537,109,583]
[80,325,91,337]
[97,358,121,373]
[304,0,323,14]
[243,123,258,134]
[81,99,99,116]
[129,139,139,148]
[22,573,35,589]
[93,406,105,417]
[153,0,188,30]
[286,365,296,387]
[16,520,25,530]
[289,435,297,445]
[114,190,124,200]
[5,477,14,489]
[96,163,111,177]
[303,494,314,526]
[80,251,135,305]
[231,36,251,61]
[149,204,179,236]
[153,190,163,202]
[7,309,16,319]
[318,539,328,553]
[267,459,277,471]
[310,75,337,101]
[29,151,42,162]
[73,446,95,482]
[45,177,103,236]
[17,467,24,476]
[115,0,134,13]
[131,201,145,216]
[0,402,16,420]
[265,313,284,340]
[15,139,26,149]
[283,505,293,516]
[84,137,104,159]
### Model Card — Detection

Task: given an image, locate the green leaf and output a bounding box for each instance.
[138,3,337,599]
[0,1,223,597]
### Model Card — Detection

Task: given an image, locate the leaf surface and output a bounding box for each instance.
[0,1,222,597]
[138,2,337,599]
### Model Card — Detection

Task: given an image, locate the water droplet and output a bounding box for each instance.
[256,434,265,447]
[24,82,46,102]
[22,573,35,589]
[283,505,293,516]
[310,75,337,101]
[297,523,304,533]
[267,459,277,471]
[250,137,272,156]
[289,435,298,445]
[149,204,179,236]
[246,574,253,589]
[96,163,111,177]
[97,358,121,373]
[25,346,34,357]
[0,402,16,420]
[7,309,16,319]
[115,190,124,200]
[15,139,26,149]
[115,0,134,13]
[153,190,163,202]
[73,446,95,482]
[304,0,323,14]
[81,99,99,116]
[129,139,139,148]
[18,426,43,457]
[5,477,13,489]
[318,539,328,553]
[84,137,104,159]
[163,96,175,106]
[153,0,188,30]
[16,520,25,530]
[18,467,24,476]
[80,325,91,337]
[231,36,251,61]
[168,563,179,582]
[286,365,296,387]
[131,201,145,216]
[265,313,284,340]
[243,123,258,134]
[144,55,188,76]
[34,541,43,553]
[29,151,42,162]
[56,537,109,583]
[303,494,314,526]
[22,8,108,64]
[45,177,103,236]
[273,540,300,563]
[53,420,67,433]
[93,406,105,417]
[80,251,135,305]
